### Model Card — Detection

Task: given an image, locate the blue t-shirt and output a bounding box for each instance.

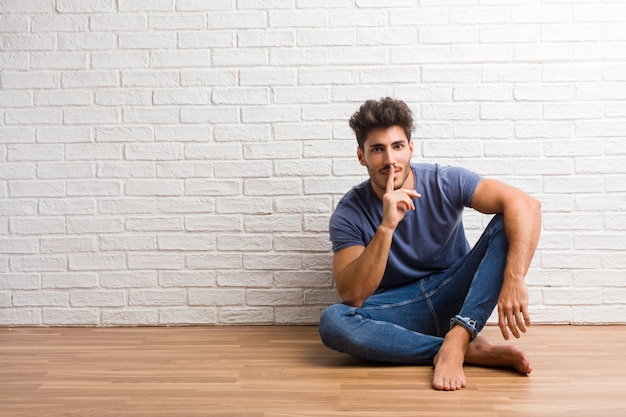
[329,163,482,292]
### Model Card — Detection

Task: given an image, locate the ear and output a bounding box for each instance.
[357,146,366,166]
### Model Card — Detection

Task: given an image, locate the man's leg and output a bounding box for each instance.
[318,279,444,364]
[425,214,531,390]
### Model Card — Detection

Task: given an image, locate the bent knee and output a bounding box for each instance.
[318,303,351,347]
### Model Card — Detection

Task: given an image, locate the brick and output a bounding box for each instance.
[159,271,216,287]
[0,273,40,290]
[185,215,242,232]
[298,68,359,85]
[92,52,149,70]
[11,255,67,273]
[3,34,56,51]
[216,197,272,215]
[40,235,97,254]
[275,271,333,288]
[218,234,273,251]
[31,15,88,32]
[150,50,211,68]
[126,217,183,232]
[244,178,302,196]
[31,52,88,70]
[156,126,211,142]
[275,306,324,325]
[128,253,185,270]
[0,163,36,180]
[218,307,274,324]
[304,215,331,233]
[68,253,125,271]
[186,253,242,270]
[216,271,273,288]
[331,9,386,27]
[100,271,157,288]
[188,289,245,306]
[100,234,157,251]
[156,197,214,214]
[56,0,116,13]
[304,289,340,304]
[0,237,38,254]
[125,179,183,196]
[158,308,216,325]
[244,214,302,233]
[0,52,29,71]
[158,233,215,251]
[515,121,573,139]
[98,198,155,215]
[150,14,205,30]
[246,289,302,306]
[0,309,40,325]
[43,308,99,325]
[274,235,332,252]
[35,90,90,106]
[6,108,63,125]
[514,84,574,101]
[102,309,159,326]
[180,106,239,124]
[241,70,298,88]
[42,273,98,289]
[118,0,173,12]
[212,87,270,105]
[129,289,186,306]
[121,70,179,87]
[185,180,239,196]
[0,91,32,108]
[243,253,301,270]
[544,287,602,306]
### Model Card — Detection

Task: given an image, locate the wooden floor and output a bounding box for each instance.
[1,325,625,417]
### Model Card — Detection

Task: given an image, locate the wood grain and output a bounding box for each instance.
[1,325,625,416]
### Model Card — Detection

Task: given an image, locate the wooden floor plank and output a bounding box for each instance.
[1,325,625,417]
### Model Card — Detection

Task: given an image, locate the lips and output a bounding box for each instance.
[382,167,397,176]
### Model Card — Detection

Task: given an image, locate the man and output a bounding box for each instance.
[319,97,541,391]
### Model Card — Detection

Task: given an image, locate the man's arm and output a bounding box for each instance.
[469,179,542,340]
[333,166,420,307]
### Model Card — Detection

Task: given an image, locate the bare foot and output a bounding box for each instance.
[465,336,532,375]
[432,326,470,391]
[432,330,532,391]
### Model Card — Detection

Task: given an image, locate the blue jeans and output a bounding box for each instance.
[319,214,508,365]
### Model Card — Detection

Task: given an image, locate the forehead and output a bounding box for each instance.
[364,126,409,146]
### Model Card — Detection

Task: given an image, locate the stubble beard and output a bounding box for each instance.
[368,163,411,194]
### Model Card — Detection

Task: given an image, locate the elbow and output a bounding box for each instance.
[529,196,542,221]
[515,193,541,219]
[339,291,365,308]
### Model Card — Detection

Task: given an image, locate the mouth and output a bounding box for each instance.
[382,167,398,176]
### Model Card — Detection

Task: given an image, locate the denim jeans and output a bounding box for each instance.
[318,214,508,365]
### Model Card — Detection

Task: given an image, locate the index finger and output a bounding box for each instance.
[386,165,395,194]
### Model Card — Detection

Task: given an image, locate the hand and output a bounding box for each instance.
[380,165,421,230]
[497,278,530,340]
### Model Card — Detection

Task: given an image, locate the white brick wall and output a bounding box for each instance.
[1,0,625,326]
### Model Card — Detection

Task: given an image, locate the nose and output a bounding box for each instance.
[384,147,395,166]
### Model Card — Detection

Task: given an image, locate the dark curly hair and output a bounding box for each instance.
[349,97,414,150]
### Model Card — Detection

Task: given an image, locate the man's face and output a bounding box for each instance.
[357,125,414,197]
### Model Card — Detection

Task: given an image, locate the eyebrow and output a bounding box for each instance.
[367,139,407,149]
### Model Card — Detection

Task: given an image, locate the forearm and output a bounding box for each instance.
[502,194,542,283]
[335,225,395,307]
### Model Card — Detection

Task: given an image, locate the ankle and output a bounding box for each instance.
[446,325,472,344]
